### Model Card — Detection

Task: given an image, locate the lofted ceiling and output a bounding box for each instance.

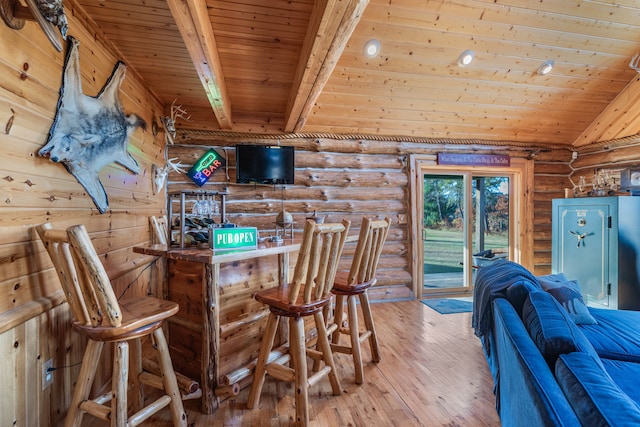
[74,0,640,148]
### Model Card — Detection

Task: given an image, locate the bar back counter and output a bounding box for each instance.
[135,237,303,414]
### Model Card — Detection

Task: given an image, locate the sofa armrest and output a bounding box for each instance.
[493,298,581,426]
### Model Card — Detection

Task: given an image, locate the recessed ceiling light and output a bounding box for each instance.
[364,39,381,58]
[457,50,474,67]
[537,60,554,75]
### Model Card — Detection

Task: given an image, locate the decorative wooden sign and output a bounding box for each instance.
[437,153,510,167]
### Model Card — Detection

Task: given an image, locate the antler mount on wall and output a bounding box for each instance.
[0,0,68,51]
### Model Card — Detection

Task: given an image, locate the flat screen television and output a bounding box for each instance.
[236,145,295,185]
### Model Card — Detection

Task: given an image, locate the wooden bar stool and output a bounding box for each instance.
[36,223,187,427]
[329,217,391,384]
[247,219,350,426]
[150,215,169,245]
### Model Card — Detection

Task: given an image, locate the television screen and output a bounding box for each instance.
[186,149,225,187]
[236,145,294,184]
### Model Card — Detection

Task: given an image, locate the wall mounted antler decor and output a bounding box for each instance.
[0,0,68,51]
[160,100,191,145]
[38,36,146,214]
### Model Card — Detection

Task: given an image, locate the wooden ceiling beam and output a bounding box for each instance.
[167,0,232,129]
[284,0,369,133]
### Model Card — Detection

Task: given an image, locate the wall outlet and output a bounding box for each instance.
[42,359,53,390]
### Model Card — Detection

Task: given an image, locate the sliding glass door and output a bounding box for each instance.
[423,172,511,294]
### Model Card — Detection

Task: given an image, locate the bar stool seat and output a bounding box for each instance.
[332,271,375,294]
[36,223,187,427]
[247,219,350,426]
[254,284,333,317]
[329,217,391,385]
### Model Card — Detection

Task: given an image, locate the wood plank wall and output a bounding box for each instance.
[0,1,166,424]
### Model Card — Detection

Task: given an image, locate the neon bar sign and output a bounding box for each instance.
[210,227,258,251]
[187,149,225,187]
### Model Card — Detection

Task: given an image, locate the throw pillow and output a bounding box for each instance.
[505,278,538,318]
[523,291,602,370]
[537,273,597,325]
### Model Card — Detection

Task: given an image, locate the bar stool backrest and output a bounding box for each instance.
[289,219,350,304]
[150,215,169,245]
[37,223,122,328]
[347,217,391,286]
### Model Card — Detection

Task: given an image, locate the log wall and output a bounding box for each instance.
[531,149,573,275]
[0,2,165,425]
[531,141,640,275]
[167,138,415,301]
[2,2,640,426]
[168,136,549,298]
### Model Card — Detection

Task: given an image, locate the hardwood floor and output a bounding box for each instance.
[89,300,501,426]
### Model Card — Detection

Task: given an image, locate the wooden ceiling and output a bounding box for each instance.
[74,0,640,147]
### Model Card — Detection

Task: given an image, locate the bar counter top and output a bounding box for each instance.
[133,236,303,264]
[134,234,357,265]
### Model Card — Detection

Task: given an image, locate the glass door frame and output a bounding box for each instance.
[409,155,534,299]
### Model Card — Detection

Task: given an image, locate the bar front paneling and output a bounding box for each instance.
[134,239,301,414]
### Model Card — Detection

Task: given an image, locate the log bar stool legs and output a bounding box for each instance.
[247,219,350,426]
[36,223,186,427]
[330,217,391,384]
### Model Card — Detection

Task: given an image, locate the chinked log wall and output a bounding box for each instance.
[167,135,568,296]
[167,137,413,301]
[532,139,640,276]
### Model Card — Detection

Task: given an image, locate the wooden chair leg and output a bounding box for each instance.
[290,316,309,426]
[313,304,333,373]
[332,294,345,344]
[314,310,342,395]
[359,291,380,362]
[65,340,104,427]
[347,295,364,384]
[112,341,129,427]
[129,337,144,412]
[247,312,280,409]
[152,328,187,426]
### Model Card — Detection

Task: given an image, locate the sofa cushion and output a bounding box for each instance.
[580,307,640,363]
[523,291,601,370]
[537,273,597,325]
[600,358,640,404]
[505,279,538,317]
[556,352,640,426]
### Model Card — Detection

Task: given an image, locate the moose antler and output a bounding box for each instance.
[159,100,191,145]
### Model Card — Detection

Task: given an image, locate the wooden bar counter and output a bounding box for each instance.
[134,237,303,414]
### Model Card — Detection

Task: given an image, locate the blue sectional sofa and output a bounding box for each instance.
[472,260,640,427]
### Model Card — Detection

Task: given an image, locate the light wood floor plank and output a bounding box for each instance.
[84,300,501,426]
